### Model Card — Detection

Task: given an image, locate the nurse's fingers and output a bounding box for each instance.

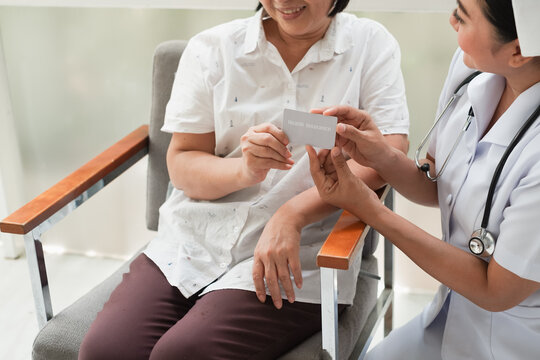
[331,147,354,179]
[336,123,365,140]
[336,123,366,154]
[306,146,325,187]
[322,106,374,130]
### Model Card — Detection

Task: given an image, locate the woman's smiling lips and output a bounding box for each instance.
[276,5,307,19]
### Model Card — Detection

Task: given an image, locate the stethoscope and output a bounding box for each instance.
[415,71,540,258]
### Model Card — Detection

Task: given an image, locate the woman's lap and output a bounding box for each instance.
[79,253,323,360]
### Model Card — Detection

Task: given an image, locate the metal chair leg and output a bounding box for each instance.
[24,230,53,329]
[321,267,338,359]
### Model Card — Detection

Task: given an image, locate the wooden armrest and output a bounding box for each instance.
[0,125,149,235]
[317,186,390,270]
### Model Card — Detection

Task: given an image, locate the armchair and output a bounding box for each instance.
[0,40,394,360]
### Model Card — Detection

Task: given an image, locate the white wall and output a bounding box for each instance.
[0,30,23,258]
[0,0,454,12]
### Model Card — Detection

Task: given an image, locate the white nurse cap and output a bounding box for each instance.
[512,0,540,56]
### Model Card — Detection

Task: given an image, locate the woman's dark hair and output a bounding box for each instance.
[481,0,517,43]
[256,0,350,18]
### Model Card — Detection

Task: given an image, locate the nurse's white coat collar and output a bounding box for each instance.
[468,74,540,146]
[243,10,353,58]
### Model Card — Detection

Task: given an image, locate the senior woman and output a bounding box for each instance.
[79,1,408,359]
[308,0,540,359]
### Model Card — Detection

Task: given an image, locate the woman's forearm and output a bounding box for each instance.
[168,151,250,200]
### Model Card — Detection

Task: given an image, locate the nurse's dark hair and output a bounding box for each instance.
[479,0,517,43]
[255,0,350,17]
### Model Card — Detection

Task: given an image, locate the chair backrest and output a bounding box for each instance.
[146,40,187,231]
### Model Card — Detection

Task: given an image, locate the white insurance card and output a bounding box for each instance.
[283,109,337,149]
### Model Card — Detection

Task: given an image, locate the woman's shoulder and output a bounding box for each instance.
[338,12,395,38]
[189,15,253,48]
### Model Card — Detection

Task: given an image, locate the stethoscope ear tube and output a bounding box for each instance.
[415,71,482,181]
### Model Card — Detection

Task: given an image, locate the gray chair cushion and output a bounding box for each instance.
[32,253,378,360]
[32,255,133,360]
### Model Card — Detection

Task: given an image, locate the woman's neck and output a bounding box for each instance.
[263,18,331,72]
[484,64,540,137]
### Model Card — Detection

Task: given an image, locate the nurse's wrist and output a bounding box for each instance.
[372,145,401,181]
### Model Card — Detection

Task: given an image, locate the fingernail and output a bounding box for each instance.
[337,123,346,133]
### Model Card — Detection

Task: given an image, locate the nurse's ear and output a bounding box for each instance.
[508,39,537,68]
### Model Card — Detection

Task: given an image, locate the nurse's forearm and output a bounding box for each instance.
[372,147,439,207]
[281,160,386,229]
[366,204,539,312]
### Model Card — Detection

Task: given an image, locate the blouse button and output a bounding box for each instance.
[446,194,453,206]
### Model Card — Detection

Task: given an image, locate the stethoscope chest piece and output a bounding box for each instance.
[469,228,495,257]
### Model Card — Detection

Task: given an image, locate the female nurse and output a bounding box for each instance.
[307,0,540,359]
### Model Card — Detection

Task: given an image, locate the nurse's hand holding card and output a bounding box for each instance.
[283,109,337,149]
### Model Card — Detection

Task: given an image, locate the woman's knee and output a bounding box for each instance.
[79,328,134,360]
[78,316,153,360]
[149,332,211,360]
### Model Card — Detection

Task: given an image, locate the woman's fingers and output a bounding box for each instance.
[275,258,295,305]
[253,254,300,309]
[240,123,296,183]
[252,260,267,303]
[263,263,283,309]
[242,131,293,164]
[252,122,290,146]
[244,142,294,165]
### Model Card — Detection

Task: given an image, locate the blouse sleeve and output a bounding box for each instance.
[161,35,220,134]
[357,22,409,135]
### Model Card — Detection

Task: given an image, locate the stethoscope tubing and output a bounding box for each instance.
[480,103,540,228]
[415,70,540,258]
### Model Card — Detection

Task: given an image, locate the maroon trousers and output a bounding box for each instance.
[79,254,334,360]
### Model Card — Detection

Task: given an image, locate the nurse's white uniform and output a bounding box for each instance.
[367,48,540,360]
